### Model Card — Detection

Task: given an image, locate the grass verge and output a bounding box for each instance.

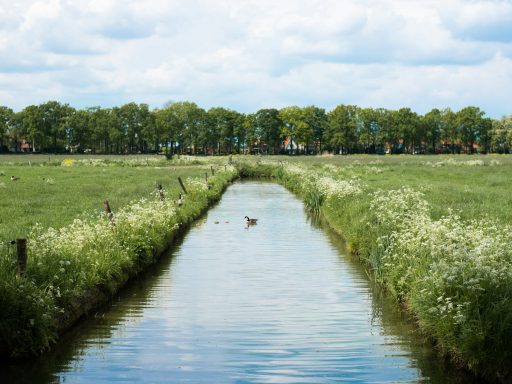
[236,155,512,382]
[0,157,237,357]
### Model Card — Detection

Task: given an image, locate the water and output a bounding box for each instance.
[2,182,478,383]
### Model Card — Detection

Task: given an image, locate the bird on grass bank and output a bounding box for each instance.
[244,216,258,224]
[10,176,19,181]
[176,193,183,207]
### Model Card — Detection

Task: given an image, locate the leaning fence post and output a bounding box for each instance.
[103,200,115,227]
[177,176,188,194]
[205,172,208,183]
[157,184,165,201]
[16,239,27,278]
[210,166,215,176]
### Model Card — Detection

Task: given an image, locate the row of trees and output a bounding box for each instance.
[1,101,511,155]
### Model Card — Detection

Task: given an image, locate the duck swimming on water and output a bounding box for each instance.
[244,216,258,224]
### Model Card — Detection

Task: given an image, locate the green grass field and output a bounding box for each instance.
[2,153,511,240]
[282,154,512,224]
[1,153,511,378]
[0,155,210,240]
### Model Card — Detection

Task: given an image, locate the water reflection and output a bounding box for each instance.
[2,182,480,383]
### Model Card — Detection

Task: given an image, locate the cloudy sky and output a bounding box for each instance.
[1,0,511,117]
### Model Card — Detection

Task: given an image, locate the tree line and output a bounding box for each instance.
[1,101,511,155]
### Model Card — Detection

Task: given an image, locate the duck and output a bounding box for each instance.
[244,216,258,224]
[176,193,183,207]
[10,176,19,181]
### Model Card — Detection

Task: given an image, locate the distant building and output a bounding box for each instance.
[283,136,297,154]
[20,141,32,152]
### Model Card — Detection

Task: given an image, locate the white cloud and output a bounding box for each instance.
[441,0,512,43]
[0,0,511,117]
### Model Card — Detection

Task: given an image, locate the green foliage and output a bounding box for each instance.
[0,156,212,240]
[1,100,511,156]
[2,154,512,381]
[325,105,360,153]
[303,186,324,214]
[0,157,237,356]
[237,155,512,380]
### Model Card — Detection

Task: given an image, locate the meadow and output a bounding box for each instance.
[0,155,208,240]
[0,154,237,357]
[258,154,512,381]
[1,153,511,381]
[285,154,512,223]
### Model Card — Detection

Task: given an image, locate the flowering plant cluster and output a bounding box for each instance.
[423,158,502,167]
[57,156,208,168]
[0,164,237,356]
[368,187,512,374]
[267,159,512,377]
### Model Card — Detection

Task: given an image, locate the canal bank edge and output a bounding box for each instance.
[0,168,238,360]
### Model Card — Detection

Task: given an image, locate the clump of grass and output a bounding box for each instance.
[303,186,324,214]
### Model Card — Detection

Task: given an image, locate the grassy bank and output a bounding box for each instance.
[238,155,511,382]
[0,155,205,240]
[0,156,237,357]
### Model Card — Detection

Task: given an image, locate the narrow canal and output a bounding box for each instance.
[3,182,477,383]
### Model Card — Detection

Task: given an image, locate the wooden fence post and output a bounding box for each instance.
[103,200,115,227]
[177,176,188,194]
[210,166,215,176]
[16,239,27,278]
[157,184,165,201]
[205,172,208,183]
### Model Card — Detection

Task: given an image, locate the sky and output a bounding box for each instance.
[1,0,512,117]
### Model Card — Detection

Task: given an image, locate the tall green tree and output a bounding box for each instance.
[279,106,309,154]
[207,107,241,154]
[423,108,442,153]
[456,106,485,153]
[375,108,398,153]
[303,106,327,154]
[395,107,420,153]
[254,109,282,154]
[117,103,151,153]
[233,112,248,154]
[165,102,205,154]
[491,115,512,153]
[18,105,44,152]
[326,105,359,154]
[67,109,92,152]
[440,108,458,153]
[359,108,383,153]
[0,106,14,151]
[154,107,179,154]
[38,101,74,152]
[243,113,257,154]
[478,117,493,153]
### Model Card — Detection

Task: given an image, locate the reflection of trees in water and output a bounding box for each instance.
[314,215,483,384]
[0,232,187,384]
